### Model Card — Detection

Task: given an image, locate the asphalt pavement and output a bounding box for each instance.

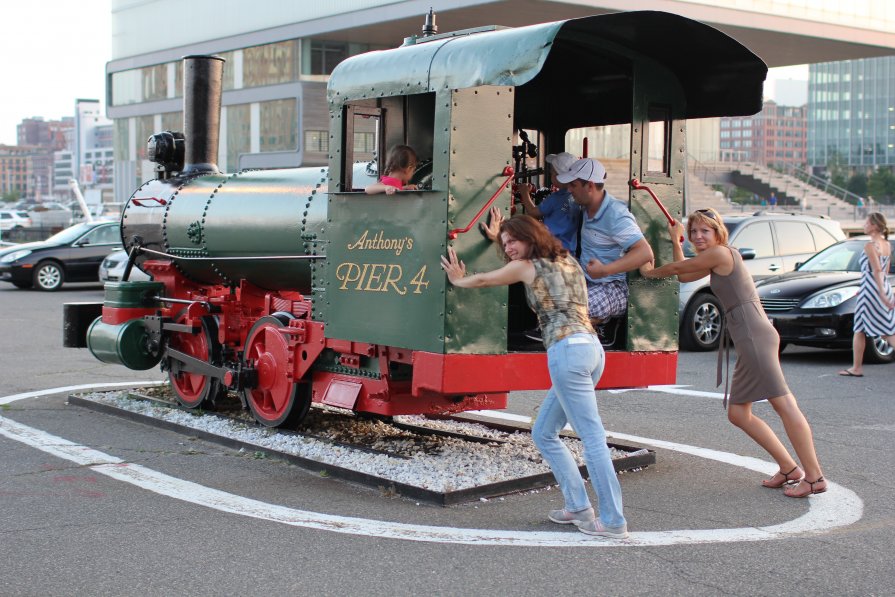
[1,282,893,596]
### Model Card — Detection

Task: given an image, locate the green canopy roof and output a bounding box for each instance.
[328,11,767,127]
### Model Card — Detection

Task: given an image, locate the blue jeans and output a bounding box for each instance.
[532,333,626,528]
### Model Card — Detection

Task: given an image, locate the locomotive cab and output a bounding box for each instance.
[322,11,766,384]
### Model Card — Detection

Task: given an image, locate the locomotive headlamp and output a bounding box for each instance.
[146,130,185,177]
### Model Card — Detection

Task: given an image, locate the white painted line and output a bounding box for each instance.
[607,384,724,400]
[0,383,863,547]
[0,380,167,406]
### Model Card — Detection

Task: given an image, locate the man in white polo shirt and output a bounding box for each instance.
[557,158,653,324]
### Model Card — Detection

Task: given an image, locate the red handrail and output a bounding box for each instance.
[131,197,168,207]
[629,178,683,243]
[447,166,515,240]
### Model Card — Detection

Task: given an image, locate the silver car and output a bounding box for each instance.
[678,212,845,351]
[99,249,151,282]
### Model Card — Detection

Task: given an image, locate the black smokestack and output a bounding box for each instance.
[182,55,224,175]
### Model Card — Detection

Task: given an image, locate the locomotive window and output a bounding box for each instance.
[342,106,382,191]
[646,105,671,176]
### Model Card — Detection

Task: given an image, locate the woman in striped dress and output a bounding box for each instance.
[839,212,895,377]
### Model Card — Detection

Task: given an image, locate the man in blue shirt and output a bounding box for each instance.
[516,152,579,251]
[557,158,653,323]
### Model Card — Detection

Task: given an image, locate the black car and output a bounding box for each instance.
[756,237,895,363]
[0,221,122,291]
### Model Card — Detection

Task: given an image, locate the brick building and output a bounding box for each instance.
[720,100,807,169]
[0,145,38,198]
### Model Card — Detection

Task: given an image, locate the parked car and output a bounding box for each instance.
[0,220,122,291]
[756,237,895,363]
[99,249,151,282]
[0,210,33,241]
[679,212,845,351]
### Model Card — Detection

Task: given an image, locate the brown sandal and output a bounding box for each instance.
[762,465,804,489]
[784,476,827,498]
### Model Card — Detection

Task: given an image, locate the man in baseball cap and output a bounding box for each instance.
[558,158,653,327]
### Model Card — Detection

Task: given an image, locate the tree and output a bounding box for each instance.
[2,191,21,203]
[846,172,868,198]
[826,151,847,188]
[868,167,895,204]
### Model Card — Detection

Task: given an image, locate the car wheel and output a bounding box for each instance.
[681,293,723,351]
[8,225,26,242]
[33,261,65,291]
[864,335,895,364]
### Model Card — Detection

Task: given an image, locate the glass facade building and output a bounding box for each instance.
[808,56,895,174]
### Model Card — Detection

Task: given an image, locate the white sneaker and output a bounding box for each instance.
[577,519,629,539]
[548,508,595,525]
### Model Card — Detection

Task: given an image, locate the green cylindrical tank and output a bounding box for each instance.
[86,280,165,370]
[87,318,161,370]
[120,167,330,292]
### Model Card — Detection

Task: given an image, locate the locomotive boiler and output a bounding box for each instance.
[64,11,767,427]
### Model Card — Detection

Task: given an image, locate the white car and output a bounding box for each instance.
[0,210,32,235]
[99,249,152,282]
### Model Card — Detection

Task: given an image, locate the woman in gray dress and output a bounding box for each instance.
[641,208,827,498]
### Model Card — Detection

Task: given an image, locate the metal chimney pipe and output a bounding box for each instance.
[182,55,224,175]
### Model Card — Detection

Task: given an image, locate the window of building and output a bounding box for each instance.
[135,115,155,162]
[161,112,182,133]
[646,105,671,176]
[259,98,298,152]
[142,64,168,102]
[111,70,142,106]
[305,130,329,153]
[308,40,349,75]
[243,41,299,87]
[227,104,251,170]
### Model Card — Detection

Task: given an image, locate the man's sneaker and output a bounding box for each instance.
[524,328,543,342]
[548,508,595,525]
[576,519,629,539]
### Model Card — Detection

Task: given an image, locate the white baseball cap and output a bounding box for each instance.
[556,158,607,184]
[544,152,577,176]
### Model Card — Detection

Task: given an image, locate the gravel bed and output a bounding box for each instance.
[75,389,633,493]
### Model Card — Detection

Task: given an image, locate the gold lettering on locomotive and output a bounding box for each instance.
[383,264,407,295]
[335,261,415,295]
[347,229,414,256]
[409,265,429,294]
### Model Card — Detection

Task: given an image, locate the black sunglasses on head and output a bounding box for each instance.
[694,209,717,220]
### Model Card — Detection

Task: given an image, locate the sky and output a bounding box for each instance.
[0,0,111,146]
[0,2,809,146]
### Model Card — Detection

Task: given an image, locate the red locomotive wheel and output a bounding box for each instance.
[241,314,311,427]
[167,314,225,409]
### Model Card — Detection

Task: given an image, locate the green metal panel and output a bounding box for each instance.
[443,87,515,355]
[322,190,448,353]
[628,59,687,352]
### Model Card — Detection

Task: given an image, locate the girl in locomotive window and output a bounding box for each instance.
[641,208,827,498]
[365,145,419,195]
[440,215,628,538]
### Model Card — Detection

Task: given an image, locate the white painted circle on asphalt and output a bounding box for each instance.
[0,383,863,547]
